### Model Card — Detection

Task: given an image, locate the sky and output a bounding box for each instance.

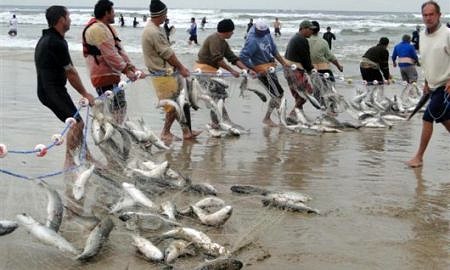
[3,0,450,13]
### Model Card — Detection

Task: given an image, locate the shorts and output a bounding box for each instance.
[96,84,127,111]
[151,75,181,112]
[258,72,283,98]
[399,65,418,83]
[283,68,312,108]
[189,35,198,43]
[38,86,80,123]
[360,67,384,84]
[422,86,450,123]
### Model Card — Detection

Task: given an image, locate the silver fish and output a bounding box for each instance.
[109,195,136,214]
[76,218,114,261]
[193,258,243,270]
[132,235,164,261]
[262,197,320,214]
[16,213,78,254]
[193,197,226,209]
[157,99,183,121]
[160,201,177,221]
[189,183,218,196]
[73,164,95,201]
[119,212,181,227]
[164,240,195,263]
[0,220,18,236]
[43,184,64,232]
[122,182,156,210]
[192,205,233,227]
[91,118,103,145]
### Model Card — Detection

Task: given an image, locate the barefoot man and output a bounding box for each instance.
[407,1,450,167]
[142,0,200,141]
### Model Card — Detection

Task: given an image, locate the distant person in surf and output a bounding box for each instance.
[322,26,336,49]
[359,37,391,85]
[8,14,18,36]
[163,18,174,43]
[188,17,198,45]
[412,25,420,51]
[201,16,207,30]
[273,17,281,37]
[391,34,420,83]
[406,1,450,168]
[244,18,253,39]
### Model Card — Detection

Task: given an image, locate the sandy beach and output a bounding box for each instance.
[0,41,449,270]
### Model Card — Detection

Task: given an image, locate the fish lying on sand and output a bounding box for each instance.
[132,234,164,261]
[76,218,114,261]
[16,213,78,254]
[164,240,196,263]
[0,220,18,236]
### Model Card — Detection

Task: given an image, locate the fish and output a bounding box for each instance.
[407,93,430,121]
[164,240,196,263]
[265,191,312,203]
[188,78,201,110]
[119,212,182,227]
[160,201,177,221]
[132,235,164,261]
[42,184,64,232]
[122,182,156,210]
[0,220,19,236]
[189,183,218,196]
[262,197,320,214]
[76,218,114,261]
[132,161,169,179]
[109,195,136,214]
[99,121,115,144]
[192,205,233,227]
[193,197,226,209]
[73,164,95,201]
[16,213,78,254]
[157,99,183,120]
[91,118,103,145]
[193,258,243,270]
[246,88,268,102]
[161,227,229,257]
[138,119,169,150]
[199,94,222,122]
[230,185,269,195]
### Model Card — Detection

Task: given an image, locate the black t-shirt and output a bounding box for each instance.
[285,33,313,72]
[362,45,390,80]
[35,28,72,90]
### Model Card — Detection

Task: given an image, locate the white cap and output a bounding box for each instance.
[254,19,269,31]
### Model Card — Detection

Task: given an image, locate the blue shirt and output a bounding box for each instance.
[239,27,279,68]
[392,41,418,68]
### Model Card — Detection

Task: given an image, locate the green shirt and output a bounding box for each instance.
[308,35,337,64]
[197,33,239,68]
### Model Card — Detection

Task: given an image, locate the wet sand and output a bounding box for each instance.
[0,49,449,270]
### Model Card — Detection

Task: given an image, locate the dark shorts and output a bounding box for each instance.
[360,67,384,84]
[189,35,198,43]
[96,84,127,111]
[258,73,284,98]
[399,65,418,83]
[423,86,450,123]
[38,86,80,123]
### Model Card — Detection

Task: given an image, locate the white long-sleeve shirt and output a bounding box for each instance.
[420,24,450,89]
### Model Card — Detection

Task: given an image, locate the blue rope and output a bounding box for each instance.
[0,164,82,181]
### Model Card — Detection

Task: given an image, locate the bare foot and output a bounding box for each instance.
[263,118,279,127]
[161,133,181,142]
[183,130,202,140]
[406,157,423,168]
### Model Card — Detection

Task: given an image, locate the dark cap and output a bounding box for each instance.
[217,19,235,33]
[149,0,167,18]
[300,20,314,30]
[378,37,389,46]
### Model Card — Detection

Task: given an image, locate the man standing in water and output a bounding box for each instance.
[35,6,95,168]
[283,20,315,124]
[194,19,254,130]
[412,25,420,51]
[407,1,450,168]
[322,26,336,50]
[391,34,420,83]
[8,14,18,36]
[83,0,141,124]
[142,0,200,141]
